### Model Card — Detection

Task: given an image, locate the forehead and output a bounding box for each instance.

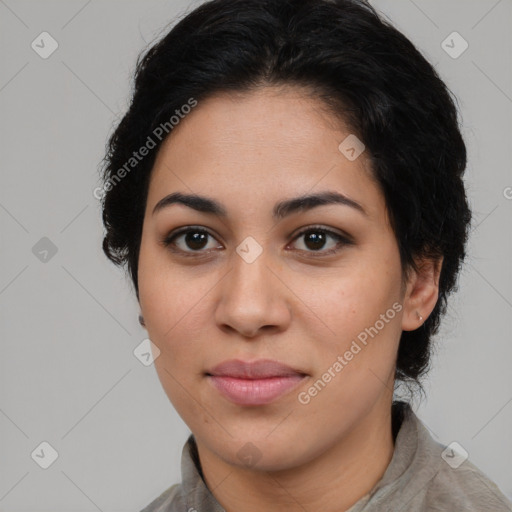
[157,86,350,156]
[146,86,384,220]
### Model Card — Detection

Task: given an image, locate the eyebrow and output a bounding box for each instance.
[152,190,368,219]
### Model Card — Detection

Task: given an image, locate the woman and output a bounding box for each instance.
[99,0,512,510]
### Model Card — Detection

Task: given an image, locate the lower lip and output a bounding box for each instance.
[208,375,306,405]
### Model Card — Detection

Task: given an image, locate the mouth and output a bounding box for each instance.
[206,359,308,406]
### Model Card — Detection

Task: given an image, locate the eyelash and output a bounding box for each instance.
[161,225,353,258]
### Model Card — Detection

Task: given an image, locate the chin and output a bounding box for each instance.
[201,426,316,472]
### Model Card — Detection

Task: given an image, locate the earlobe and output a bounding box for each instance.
[401,256,443,331]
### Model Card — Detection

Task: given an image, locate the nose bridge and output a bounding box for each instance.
[215,240,290,336]
[227,243,275,303]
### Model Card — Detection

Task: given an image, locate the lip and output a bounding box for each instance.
[206,359,307,406]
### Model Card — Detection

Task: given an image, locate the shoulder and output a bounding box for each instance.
[139,483,181,512]
[385,404,512,512]
[424,459,512,512]
[409,409,512,512]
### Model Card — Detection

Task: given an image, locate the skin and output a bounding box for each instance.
[137,86,442,512]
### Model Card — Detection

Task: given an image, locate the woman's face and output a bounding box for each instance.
[138,86,419,471]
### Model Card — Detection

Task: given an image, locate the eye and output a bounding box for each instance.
[161,227,222,256]
[289,226,353,256]
[161,225,353,258]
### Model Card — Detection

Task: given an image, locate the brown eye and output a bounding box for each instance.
[180,230,209,250]
[301,230,329,251]
[290,226,353,256]
[162,227,222,255]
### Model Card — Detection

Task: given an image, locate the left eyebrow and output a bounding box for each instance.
[152,190,368,219]
[273,190,368,219]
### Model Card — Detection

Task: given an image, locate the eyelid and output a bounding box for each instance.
[160,225,222,255]
[290,224,354,244]
[287,225,354,257]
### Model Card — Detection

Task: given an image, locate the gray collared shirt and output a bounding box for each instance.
[140,402,512,511]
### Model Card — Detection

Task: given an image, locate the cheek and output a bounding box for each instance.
[302,302,402,422]
[294,259,403,394]
[138,256,215,375]
[295,262,400,338]
[139,261,211,419]
[139,243,196,328]
[153,355,212,434]
[141,277,208,355]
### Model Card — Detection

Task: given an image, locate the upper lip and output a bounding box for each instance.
[207,359,306,379]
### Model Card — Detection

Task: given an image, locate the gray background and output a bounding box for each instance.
[1,0,511,510]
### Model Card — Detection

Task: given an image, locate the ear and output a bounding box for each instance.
[401,256,443,331]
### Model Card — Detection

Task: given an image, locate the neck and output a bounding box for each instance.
[196,399,396,512]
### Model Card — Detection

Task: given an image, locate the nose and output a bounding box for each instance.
[214,250,292,339]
